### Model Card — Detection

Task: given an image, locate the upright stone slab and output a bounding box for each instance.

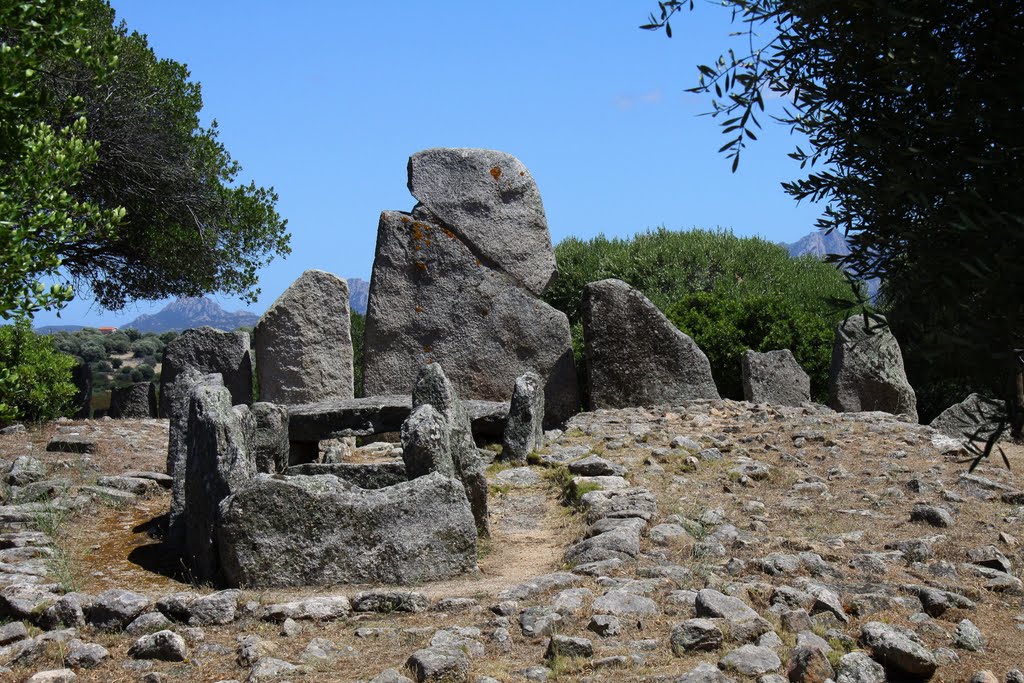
[407,148,556,296]
[740,349,811,406]
[400,404,456,478]
[217,472,477,587]
[363,149,577,426]
[411,364,489,536]
[159,327,253,417]
[930,393,1003,443]
[251,402,290,474]
[254,270,354,404]
[109,382,156,419]
[828,316,918,421]
[165,370,220,550]
[581,278,720,409]
[501,372,545,463]
[179,383,257,583]
[70,361,92,419]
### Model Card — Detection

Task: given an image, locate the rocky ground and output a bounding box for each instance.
[0,400,1021,682]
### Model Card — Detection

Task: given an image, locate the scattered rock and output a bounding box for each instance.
[128,630,187,661]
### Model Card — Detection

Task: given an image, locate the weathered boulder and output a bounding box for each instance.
[285,461,407,489]
[411,363,489,536]
[930,393,1003,443]
[158,326,253,417]
[109,382,156,419]
[178,382,257,583]
[407,148,556,296]
[217,472,477,586]
[827,316,917,421]
[581,278,719,409]
[501,372,545,463]
[254,270,354,404]
[250,402,290,474]
[741,349,811,406]
[363,159,577,426]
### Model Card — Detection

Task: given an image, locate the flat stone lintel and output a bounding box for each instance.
[287,394,508,443]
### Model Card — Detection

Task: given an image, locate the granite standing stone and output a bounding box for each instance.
[158,326,253,416]
[179,382,257,583]
[501,372,545,463]
[254,270,354,404]
[411,364,489,535]
[363,150,577,426]
[741,349,811,406]
[406,147,557,296]
[165,370,220,551]
[70,361,92,419]
[250,402,290,474]
[109,382,156,419]
[828,315,918,421]
[400,404,456,479]
[581,278,719,409]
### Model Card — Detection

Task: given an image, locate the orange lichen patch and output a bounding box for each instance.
[442,228,456,239]
[489,166,502,180]
[423,345,433,353]
[519,171,525,177]
[415,305,423,313]
[424,239,432,246]
[400,216,410,223]
[414,245,422,252]
[415,262,427,271]
[474,259,481,267]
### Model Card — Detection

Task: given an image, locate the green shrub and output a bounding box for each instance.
[0,323,77,423]
[545,227,855,402]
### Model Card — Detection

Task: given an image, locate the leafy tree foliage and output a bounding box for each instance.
[545,228,852,402]
[0,0,123,320]
[0,324,77,423]
[39,0,290,310]
[644,2,1024,441]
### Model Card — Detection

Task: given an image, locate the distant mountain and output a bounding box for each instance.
[347,277,369,315]
[125,297,259,333]
[785,229,851,259]
[784,229,879,300]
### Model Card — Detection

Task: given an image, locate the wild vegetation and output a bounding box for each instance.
[0,0,289,323]
[0,323,77,423]
[545,227,854,404]
[644,0,1023,434]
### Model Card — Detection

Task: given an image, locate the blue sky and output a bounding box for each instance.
[36,1,821,328]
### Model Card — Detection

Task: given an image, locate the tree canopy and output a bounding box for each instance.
[0,0,290,320]
[0,0,123,320]
[645,1,1024,437]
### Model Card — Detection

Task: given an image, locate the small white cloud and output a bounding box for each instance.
[614,88,664,110]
